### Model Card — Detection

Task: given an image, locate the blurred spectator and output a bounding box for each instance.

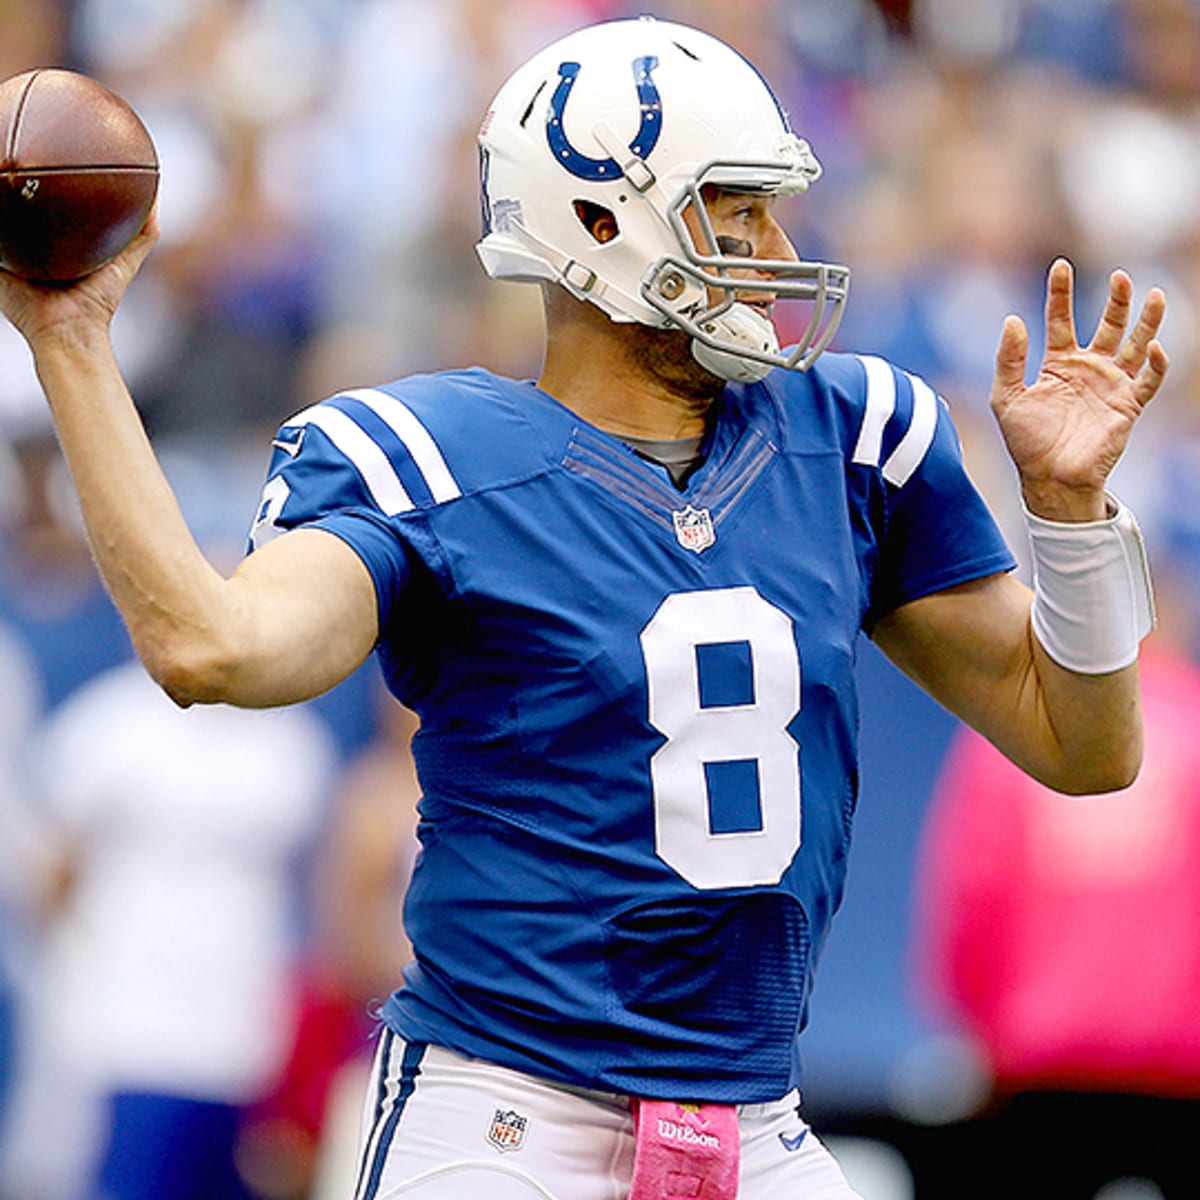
[238,694,421,1200]
[0,23,139,701]
[0,662,336,1200]
[47,0,613,444]
[911,570,1200,1197]
[822,0,1073,397]
[0,427,134,708]
[0,618,43,1159]
[293,0,610,396]
[62,0,332,442]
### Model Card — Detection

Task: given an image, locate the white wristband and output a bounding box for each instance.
[1026,494,1156,675]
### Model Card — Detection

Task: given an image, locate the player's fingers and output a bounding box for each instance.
[0,272,15,325]
[1132,339,1169,409]
[1088,269,1133,355]
[82,212,159,309]
[117,208,159,267]
[1115,286,1166,376]
[1044,257,1078,353]
[992,314,1029,397]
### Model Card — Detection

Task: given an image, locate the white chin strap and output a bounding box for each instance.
[689,302,778,383]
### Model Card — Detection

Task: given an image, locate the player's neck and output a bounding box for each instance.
[540,356,716,440]
[538,287,721,440]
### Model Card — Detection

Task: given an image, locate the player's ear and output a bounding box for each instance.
[573,200,619,244]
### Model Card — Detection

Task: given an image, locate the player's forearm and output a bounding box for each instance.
[918,646,1141,796]
[876,573,1145,795]
[1024,644,1143,793]
[968,614,1146,795]
[961,613,1144,794]
[1016,488,1152,791]
[32,324,247,703]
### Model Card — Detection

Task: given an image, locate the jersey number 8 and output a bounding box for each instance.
[640,587,802,890]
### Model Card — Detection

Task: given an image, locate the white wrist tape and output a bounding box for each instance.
[1026,495,1155,674]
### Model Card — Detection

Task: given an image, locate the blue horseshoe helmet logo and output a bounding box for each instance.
[546,55,661,181]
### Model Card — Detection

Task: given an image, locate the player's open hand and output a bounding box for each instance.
[989,258,1167,522]
[0,210,159,349]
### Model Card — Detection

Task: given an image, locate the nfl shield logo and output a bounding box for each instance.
[673,505,716,553]
[487,1108,528,1153]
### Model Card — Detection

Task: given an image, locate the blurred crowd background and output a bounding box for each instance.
[3,1,1200,1198]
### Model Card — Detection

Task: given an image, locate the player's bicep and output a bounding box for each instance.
[221,526,380,707]
[872,572,1037,751]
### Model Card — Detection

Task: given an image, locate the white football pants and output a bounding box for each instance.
[351,1032,865,1200]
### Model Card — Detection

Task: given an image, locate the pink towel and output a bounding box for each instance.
[628,1099,740,1199]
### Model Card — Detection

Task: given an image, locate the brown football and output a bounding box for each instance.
[0,68,158,283]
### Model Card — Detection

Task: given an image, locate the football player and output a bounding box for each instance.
[0,17,1167,1200]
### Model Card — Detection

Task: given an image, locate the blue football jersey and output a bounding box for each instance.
[249,354,1015,1103]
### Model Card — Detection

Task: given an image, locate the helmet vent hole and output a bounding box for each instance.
[573,199,620,244]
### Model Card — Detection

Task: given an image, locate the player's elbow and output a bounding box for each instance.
[1049,733,1144,796]
[1053,763,1140,797]
[136,626,248,708]
[1077,749,1142,796]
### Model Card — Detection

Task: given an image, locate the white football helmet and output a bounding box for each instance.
[477,16,850,381]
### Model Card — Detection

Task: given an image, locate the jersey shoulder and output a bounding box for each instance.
[250,367,563,548]
[367,367,568,494]
[282,367,561,512]
[761,349,958,488]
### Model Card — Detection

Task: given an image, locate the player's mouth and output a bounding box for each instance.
[740,296,777,317]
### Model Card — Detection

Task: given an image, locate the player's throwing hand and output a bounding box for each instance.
[0,212,158,348]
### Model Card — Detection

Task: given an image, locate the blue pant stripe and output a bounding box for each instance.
[360,1038,426,1200]
[353,1029,394,1200]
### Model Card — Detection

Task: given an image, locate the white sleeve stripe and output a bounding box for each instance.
[295,405,415,515]
[852,355,896,467]
[882,373,938,486]
[341,387,462,503]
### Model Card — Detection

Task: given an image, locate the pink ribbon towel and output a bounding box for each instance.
[629,1099,740,1200]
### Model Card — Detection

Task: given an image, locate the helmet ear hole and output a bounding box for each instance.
[573,199,620,244]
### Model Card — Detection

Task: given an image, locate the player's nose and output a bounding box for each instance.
[756,217,799,266]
